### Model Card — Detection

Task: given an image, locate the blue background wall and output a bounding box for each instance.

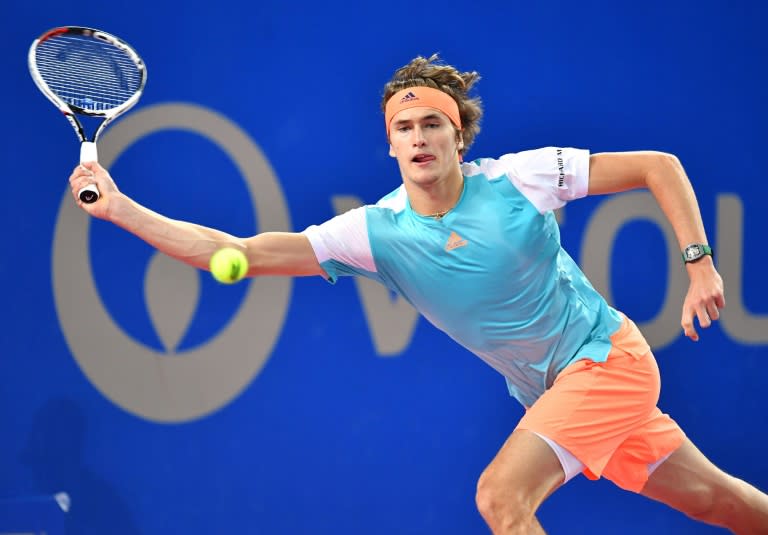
[1,1,766,533]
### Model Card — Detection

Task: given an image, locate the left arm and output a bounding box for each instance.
[588,151,725,341]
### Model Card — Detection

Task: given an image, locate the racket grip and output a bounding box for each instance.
[79,142,100,204]
[80,141,98,163]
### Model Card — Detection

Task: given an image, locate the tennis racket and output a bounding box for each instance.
[28,26,147,203]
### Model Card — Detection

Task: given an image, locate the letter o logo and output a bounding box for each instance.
[52,104,292,422]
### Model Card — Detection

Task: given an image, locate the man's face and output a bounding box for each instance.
[388,107,463,187]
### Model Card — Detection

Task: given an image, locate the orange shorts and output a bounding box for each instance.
[516,315,685,492]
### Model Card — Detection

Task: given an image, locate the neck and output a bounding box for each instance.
[404,164,464,218]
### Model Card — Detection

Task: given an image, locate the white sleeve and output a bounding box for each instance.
[469,147,589,213]
[301,206,376,280]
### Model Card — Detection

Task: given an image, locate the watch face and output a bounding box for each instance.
[685,245,701,260]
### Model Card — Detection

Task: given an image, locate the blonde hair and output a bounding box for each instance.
[381,54,483,157]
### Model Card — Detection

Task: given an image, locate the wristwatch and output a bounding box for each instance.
[682,243,713,264]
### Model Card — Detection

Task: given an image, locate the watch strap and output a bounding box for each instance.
[682,243,713,263]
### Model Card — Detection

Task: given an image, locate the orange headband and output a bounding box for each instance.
[385,86,462,137]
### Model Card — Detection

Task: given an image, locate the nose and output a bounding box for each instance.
[411,126,427,147]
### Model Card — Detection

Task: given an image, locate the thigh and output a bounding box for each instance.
[479,429,566,507]
[601,407,684,492]
[640,437,732,513]
[517,350,662,484]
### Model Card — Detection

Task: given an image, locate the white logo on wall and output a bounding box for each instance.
[52,104,292,423]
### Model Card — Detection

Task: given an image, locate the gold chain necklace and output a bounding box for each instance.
[430,209,451,219]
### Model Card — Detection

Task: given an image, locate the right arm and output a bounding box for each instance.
[69,162,324,278]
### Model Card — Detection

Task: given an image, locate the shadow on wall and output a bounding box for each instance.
[20,398,141,535]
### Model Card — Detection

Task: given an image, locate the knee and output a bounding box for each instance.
[475,469,534,531]
[475,472,500,521]
[682,482,719,521]
[684,477,742,524]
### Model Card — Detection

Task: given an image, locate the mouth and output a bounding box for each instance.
[412,154,436,165]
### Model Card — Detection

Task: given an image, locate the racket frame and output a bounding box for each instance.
[28,26,147,202]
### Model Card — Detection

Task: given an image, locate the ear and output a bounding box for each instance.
[389,144,396,158]
[456,131,465,151]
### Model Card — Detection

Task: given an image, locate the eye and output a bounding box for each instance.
[396,125,411,133]
[426,123,440,128]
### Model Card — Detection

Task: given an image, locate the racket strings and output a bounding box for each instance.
[35,34,142,111]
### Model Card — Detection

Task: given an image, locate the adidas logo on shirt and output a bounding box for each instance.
[445,231,468,251]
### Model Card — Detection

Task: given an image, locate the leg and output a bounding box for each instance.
[476,429,565,535]
[641,437,768,534]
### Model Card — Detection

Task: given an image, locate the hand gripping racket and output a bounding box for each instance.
[28,26,147,203]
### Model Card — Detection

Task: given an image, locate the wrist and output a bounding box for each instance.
[681,243,712,264]
[685,253,715,274]
[107,192,136,225]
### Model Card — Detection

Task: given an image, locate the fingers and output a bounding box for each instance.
[71,161,104,179]
[696,307,711,329]
[715,292,726,309]
[681,296,725,342]
[681,305,710,342]
[70,163,94,179]
[681,270,725,342]
[67,161,118,216]
[70,164,94,182]
[681,311,699,342]
[706,301,720,322]
[69,164,98,204]
[80,161,102,172]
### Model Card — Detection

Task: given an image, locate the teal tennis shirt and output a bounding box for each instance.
[303,147,623,407]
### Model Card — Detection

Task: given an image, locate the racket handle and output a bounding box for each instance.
[78,142,100,204]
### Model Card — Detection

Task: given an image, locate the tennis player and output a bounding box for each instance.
[69,54,768,534]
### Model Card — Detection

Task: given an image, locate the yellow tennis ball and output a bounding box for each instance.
[209,248,249,284]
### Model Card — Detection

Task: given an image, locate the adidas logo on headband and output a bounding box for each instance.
[385,87,462,135]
